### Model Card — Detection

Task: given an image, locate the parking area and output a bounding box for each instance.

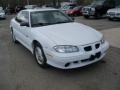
[75,17,120,30]
[0,15,120,90]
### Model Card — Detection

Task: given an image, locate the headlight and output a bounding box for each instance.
[101,37,105,44]
[53,45,79,53]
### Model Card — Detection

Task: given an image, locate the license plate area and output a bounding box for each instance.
[81,52,101,63]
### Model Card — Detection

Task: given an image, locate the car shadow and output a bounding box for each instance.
[45,60,107,75]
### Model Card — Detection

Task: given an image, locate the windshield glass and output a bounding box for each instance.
[91,0,105,6]
[31,10,73,27]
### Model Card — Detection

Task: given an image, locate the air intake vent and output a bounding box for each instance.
[84,46,92,51]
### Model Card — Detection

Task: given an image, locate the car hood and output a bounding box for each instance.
[33,22,102,45]
[108,8,120,13]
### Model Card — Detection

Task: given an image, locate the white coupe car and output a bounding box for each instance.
[10,8,109,69]
[107,5,120,20]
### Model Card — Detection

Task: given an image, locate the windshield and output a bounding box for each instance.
[91,0,105,6]
[0,7,3,10]
[31,10,73,27]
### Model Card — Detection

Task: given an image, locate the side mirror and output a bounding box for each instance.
[20,22,29,27]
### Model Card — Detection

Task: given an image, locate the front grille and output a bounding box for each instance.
[84,46,92,51]
[109,12,115,16]
[83,42,101,52]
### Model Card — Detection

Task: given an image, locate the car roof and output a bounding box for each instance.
[22,8,58,12]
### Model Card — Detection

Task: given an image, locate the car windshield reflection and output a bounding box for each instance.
[31,10,73,27]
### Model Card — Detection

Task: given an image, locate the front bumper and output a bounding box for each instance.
[82,11,95,16]
[107,13,120,19]
[45,41,109,69]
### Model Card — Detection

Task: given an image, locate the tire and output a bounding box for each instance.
[11,29,18,43]
[108,17,113,21]
[94,13,101,19]
[34,43,47,68]
[84,15,89,19]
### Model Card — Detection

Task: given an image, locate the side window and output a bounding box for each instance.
[15,12,22,23]
[16,11,29,23]
[53,12,69,22]
[21,11,29,22]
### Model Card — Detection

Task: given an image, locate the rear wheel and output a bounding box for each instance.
[34,43,47,68]
[108,17,113,21]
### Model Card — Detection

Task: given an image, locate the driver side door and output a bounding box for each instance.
[15,11,32,50]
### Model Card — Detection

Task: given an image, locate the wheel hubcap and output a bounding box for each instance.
[35,47,44,64]
[12,31,15,41]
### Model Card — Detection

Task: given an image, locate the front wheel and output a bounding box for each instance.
[34,43,47,68]
[11,29,18,43]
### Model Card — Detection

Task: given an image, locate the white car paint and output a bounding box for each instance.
[82,6,95,16]
[0,10,6,19]
[33,23,102,45]
[0,7,3,10]
[10,8,109,69]
[107,7,120,19]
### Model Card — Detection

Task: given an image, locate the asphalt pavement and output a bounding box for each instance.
[0,15,120,90]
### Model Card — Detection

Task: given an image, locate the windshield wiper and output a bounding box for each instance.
[54,21,73,24]
[32,21,73,27]
[32,22,50,27]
